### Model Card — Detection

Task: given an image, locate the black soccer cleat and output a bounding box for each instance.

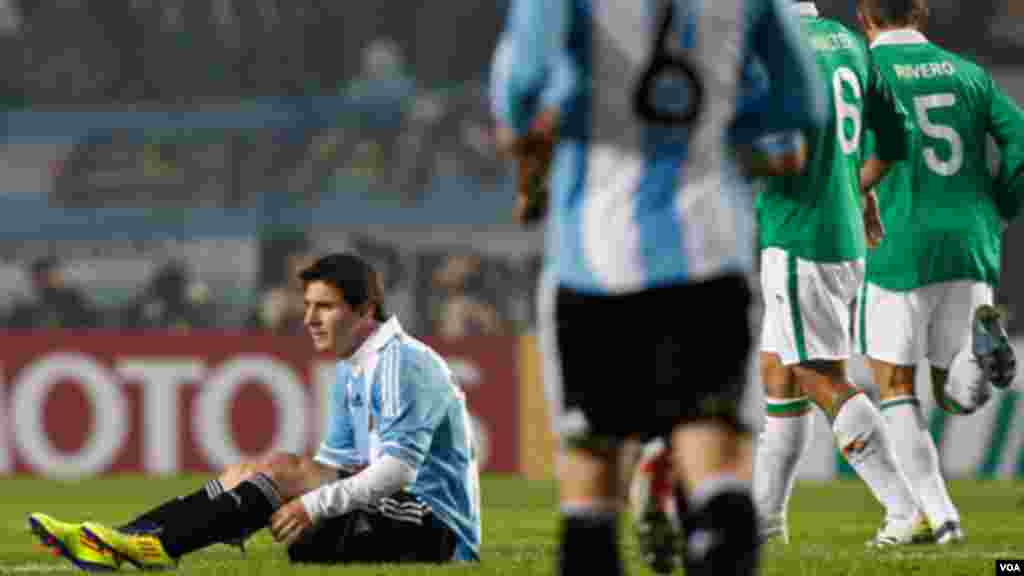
[973,305,1017,389]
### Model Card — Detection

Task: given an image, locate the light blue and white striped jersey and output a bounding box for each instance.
[315,318,481,562]
[491,0,826,295]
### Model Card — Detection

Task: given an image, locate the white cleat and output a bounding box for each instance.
[934,521,966,545]
[759,513,789,545]
[866,518,916,548]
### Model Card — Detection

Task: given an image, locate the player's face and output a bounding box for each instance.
[303,280,367,357]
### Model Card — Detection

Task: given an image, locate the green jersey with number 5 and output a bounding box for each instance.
[757,5,910,263]
[866,29,1024,291]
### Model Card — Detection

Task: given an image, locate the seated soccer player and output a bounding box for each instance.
[28,253,481,570]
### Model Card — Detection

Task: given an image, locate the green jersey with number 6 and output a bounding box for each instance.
[866,29,1024,291]
[757,4,910,263]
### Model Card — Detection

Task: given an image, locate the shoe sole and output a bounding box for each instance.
[28,517,117,573]
[81,525,175,572]
[975,305,1017,389]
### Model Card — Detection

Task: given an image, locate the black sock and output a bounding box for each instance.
[119,480,224,533]
[559,509,622,576]
[682,490,759,576]
[157,474,283,559]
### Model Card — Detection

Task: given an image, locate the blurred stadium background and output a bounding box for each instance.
[0,0,1023,493]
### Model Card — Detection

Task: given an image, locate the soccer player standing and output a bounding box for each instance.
[492,0,826,574]
[753,1,924,548]
[855,0,1024,544]
[29,253,481,569]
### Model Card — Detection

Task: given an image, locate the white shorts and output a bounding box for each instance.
[855,280,994,369]
[760,247,864,366]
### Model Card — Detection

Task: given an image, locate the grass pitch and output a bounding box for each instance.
[1,474,1020,575]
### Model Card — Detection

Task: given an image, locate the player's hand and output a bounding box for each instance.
[496,109,558,227]
[863,189,885,249]
[270,499,315,546]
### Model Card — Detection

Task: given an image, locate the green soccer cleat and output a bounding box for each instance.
[28,513,120,572]
[82,522,177,571]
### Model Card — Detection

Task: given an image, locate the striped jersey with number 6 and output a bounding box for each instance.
[866,30,1024,291]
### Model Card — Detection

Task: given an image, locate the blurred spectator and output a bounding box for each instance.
[247,252,316,335]
[342,37,418,196]
[431,254,504,340]
[121,261,209,332]
[6,256,98,329]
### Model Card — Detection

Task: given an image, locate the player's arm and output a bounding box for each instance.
[738,131,808,178]
[730,0,827,149]
[491,0,569,225]
[987,76,1024,222]
[299,354,453,524]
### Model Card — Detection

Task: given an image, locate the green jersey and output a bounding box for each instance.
[866,29,1024,291]
[756,3,910,263]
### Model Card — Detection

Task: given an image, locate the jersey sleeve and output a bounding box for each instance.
[730,0,827,145]
[315,372,362,470]
[864,62,912,162]
[988,75,1024,222]
[377,350,454,470]
[490,0,569,136]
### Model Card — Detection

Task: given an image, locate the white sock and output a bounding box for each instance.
[753,400,813,519]
[944,346,992,414]
[880,397,959,528]
[833,393,918,523]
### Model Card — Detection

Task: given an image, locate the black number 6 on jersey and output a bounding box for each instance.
[632,2,704,127]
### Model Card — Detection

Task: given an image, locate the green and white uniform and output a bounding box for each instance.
[856,29,1024,368]
[757,3,910,365]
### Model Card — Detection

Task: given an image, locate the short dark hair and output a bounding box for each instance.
[299,253,388,322]
[858,0,929,28]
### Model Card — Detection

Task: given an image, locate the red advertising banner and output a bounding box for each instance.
[0,332,519,477]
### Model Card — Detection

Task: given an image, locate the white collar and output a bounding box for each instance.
[871,28,929,49]
[345,316,402,370]
[794,2,818,17]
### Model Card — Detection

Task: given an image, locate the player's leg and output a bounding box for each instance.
[669,275,759,576]
[785,259,919,546]
[84,454,339,568]
[287,491,456,564]
[860,281,949,542]
[939,283,1015,414]
[753,248,813,544]
[553,286,629,576]
[753,352,810,544]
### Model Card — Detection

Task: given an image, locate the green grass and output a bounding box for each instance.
[2,474,1022,575]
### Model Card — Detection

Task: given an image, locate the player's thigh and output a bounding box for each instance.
[762,249,861,366]
[655,275,753,434]
[926,280,994,369]
[858,282,927,367]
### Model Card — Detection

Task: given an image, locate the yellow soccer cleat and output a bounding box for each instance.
[82,522,176,571]
[28,513,120,572]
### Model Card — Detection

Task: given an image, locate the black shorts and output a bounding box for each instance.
[286,490,457,564]
[555,274,752,443]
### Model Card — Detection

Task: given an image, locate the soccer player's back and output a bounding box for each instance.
[868,27,1016,290]
[758,8,878,262]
